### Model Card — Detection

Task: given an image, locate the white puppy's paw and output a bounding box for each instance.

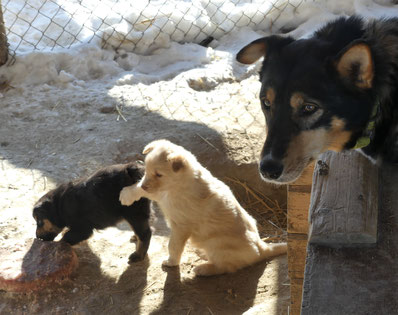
[119,185,141,206]
[162,258,179,267]
[193,264,212,276]
[193,263,225,276]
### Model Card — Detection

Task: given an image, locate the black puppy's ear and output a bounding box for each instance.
[335,41,374,89]
[236,35,294,64]
[126,165,140,178]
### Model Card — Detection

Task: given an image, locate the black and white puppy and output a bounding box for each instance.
[32,162,152,263]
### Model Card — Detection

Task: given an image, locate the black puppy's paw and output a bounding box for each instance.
[61,234,77,245]
[128,252,145,264]
[61,229,92,246]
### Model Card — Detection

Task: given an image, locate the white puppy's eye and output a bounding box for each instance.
[155,172,162,178]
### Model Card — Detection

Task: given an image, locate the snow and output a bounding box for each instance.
[1,0,397,90]
[0,3,396,305]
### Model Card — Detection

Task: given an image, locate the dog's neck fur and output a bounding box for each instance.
[318,17,398,158]
[359,18,398,158]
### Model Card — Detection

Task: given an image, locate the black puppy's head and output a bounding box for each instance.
[32,193,64,241]
[126,161,145,180]
[236,21,375,184]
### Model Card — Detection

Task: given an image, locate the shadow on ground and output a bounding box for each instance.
[0,86,289,314]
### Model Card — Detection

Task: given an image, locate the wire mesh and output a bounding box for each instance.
[1,0,305,61]
[0,0,309,136]
[0,0,309,231]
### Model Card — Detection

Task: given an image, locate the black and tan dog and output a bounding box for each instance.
[237,16,398,184]
[32,162,152,263]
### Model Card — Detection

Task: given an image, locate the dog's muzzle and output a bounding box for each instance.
[259,157,284,181]
[36,231,57,241]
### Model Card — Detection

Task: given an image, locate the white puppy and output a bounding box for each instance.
[120,139,287,276]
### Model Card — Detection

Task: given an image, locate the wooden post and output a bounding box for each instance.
[0,0,8,66]
[308,151,378,247]
[287,162,314,315]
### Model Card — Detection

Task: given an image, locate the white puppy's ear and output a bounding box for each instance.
[143,143,155,155]
[143,139,170,155]
[168,154,185,172]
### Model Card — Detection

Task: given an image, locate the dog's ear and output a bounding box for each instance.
[143,139,171,155]
[126,165,141,178]
[143,143,155,155]
[34,198,65,229]
[236,35,294,64]
[168,154,185,172]
[335,41,374,89]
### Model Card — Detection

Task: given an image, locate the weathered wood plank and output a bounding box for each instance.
[290,278,304,315]
[292,162,315,186]
[287,162,314,315]
[287,233,308,279]
[302,163,398,315]
[287,162,314,234]
[308,150,379,247]
[287,190,311,234]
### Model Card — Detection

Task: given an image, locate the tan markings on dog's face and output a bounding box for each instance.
[290,92,324,129]
[290,92,304,109]
[265,88,276,105]
[286,129,327,164]
[36,218,62,236]
[327,117,352,152]
[280,117,352,183]
[278,129,329,183]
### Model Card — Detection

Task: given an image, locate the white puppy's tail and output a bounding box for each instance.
[259,242,287,260]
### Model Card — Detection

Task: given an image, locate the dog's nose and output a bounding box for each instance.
[259,158,284,180]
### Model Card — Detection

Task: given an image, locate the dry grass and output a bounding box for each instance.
[225,177,287,241]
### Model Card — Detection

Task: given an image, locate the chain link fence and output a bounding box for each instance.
[0,0,308,231]
[0,0,310,143]
[1,0,306,63]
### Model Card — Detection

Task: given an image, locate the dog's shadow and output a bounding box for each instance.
[117,202,170,237]
[15,240,150,314]
[71,242,150,314]
[150,259,280,315]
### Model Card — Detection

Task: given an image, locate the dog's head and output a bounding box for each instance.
[140,139,191,193]
[236,32,375,183]
[32,193,64,241]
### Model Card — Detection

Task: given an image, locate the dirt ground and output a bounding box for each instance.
[0,75,289,314]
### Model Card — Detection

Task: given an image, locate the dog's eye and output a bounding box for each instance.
[37,220,44,228]
[301,103,318,114]
[155,172,162,178]
[260,97,271,109]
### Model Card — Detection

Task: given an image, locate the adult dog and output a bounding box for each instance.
[237,16,398,184]
[119,139,286,276]
[33,162,152,263]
